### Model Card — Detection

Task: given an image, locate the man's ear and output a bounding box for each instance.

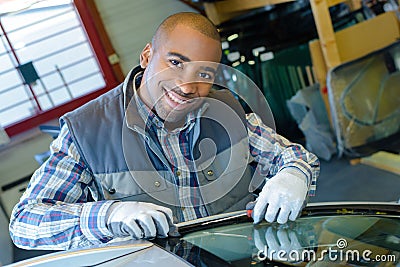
[140,43,152,68]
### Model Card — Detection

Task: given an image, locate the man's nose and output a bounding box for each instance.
[176,75,198,95]
[177,82,197,95]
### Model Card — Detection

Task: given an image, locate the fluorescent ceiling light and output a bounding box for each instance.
[260,52,274,62]
[252,46,266,57]
[227,51,240,62]
[221,41,229,50]
[227,33,238,42]
[232,74,237,82]
[232,61,240,67]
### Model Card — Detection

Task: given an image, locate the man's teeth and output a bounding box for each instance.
[167,90,186,104]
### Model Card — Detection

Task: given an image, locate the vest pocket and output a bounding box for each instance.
[198,139,249,182]
[96,171,170,200]
[200,165,254,215]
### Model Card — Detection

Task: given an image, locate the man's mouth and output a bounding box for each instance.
[164,88,194,107]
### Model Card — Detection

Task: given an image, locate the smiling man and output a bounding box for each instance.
[138,18,222,127]
[9,12,319,250]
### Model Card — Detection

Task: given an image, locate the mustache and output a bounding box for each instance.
[165,87,199,100]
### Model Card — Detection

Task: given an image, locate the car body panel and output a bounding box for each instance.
[7,241,192,267]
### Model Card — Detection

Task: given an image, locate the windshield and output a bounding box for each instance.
[156,214,400,266]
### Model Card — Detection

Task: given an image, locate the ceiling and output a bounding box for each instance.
[179,0,353,64]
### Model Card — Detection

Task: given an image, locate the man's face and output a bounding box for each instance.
[139,24,222,124]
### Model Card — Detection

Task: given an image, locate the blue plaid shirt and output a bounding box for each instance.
[10,96,319,250]
[135,92,210,221]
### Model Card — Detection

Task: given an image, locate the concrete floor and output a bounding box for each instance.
[311,156,400,203]
[11,156,400,263]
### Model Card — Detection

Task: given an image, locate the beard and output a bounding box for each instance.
[154,97,188,123]
[153,92,204,126]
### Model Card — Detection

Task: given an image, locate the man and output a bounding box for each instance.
[9,12,319,250]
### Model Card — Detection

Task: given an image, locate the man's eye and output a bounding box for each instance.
[170,59,182,68]
[199,72,213,80]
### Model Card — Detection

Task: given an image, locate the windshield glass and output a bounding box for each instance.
[157,215,400,266]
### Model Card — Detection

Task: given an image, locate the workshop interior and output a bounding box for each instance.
[0,0,399,265]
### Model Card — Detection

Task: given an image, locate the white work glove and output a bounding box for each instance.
[106,201,175,239]
[253,168,309,224]
[254,226,303,263]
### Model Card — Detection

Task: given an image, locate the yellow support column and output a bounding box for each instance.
[310,0,342,69]
[309,40,332,122]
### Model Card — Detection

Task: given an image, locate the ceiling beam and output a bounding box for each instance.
[203,0,294,25]
[178,0,206,15]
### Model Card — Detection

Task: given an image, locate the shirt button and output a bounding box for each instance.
[207,170,214,176]
[108,188,116,194]
[154,181,161,187]
[176,171,181,176]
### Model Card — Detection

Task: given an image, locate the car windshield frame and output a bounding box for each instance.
[153,201,400,267]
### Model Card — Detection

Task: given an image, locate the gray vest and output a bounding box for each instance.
[61,66,254,222]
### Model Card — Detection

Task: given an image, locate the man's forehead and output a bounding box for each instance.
[158,24,222,62]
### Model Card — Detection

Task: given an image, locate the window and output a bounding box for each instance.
[0,0,120,136]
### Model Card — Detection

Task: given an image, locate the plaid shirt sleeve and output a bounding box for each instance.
[9,124,115,250]
[246,113,319,196]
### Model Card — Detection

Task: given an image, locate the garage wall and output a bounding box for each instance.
[94,0,197,74]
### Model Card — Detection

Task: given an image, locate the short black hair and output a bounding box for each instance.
[152,12,221,50]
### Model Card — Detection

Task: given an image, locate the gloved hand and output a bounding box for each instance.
[253,168,308,224]
[106,201,175,239]
[254,225,304,263]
